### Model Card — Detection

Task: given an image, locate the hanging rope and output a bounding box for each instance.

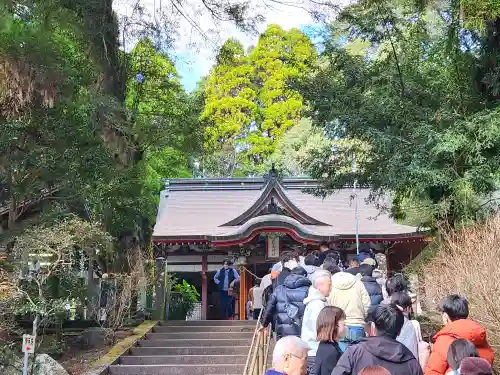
[242,266,261,280]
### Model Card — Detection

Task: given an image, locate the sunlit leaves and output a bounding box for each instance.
[202,25,317,176]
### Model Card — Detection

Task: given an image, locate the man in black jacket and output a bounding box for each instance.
[316,241,331,265]
[332,304,422,375]
[346,253,376,276]
[272,251,300,290]
[357,259,383,318]
[261,267,311,340]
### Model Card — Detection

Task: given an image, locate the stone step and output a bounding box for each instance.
[120,354,247,365]
[138,338,251,347]
[160,320,255,327]
[153,325,255,333]
[146,332,254,340]
[129,346,251,356]
[108,364,244,375]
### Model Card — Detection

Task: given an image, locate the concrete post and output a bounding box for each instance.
[153,257,165,320]
[137,276,147,312]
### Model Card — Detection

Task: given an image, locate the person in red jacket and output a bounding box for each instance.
[425,295,494,375]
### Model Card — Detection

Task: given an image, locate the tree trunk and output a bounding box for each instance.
[32,314,38,336]
[7,197,16,230]
[479,17,500,101]
[7,167,17,230]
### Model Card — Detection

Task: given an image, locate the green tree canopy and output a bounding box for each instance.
[201,25,317,176]
[126,38,198,151]
[266,119,329,176]
[85,38,200,236]
[301,0,500,229]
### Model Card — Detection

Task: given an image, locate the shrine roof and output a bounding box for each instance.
[153,176,426,244]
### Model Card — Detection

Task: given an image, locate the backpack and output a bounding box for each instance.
[283,289,301,328]
[411,319,430,369]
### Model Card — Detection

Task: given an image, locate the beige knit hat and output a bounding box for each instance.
[361,258,377,266]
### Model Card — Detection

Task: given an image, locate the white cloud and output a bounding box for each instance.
[113,0,317,90]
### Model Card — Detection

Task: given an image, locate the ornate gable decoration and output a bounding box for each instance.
[221,166,330,227]
[259,197,290,216]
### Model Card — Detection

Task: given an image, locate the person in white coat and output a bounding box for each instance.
[301,270,332,375]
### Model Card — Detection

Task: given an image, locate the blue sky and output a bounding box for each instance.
[176,52,207,92]
[113,0,332,92]
[176,23,327,92]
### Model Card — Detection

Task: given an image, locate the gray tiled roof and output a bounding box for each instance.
[153,177,421,240]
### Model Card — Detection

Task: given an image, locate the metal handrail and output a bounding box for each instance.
[243,308,272,375]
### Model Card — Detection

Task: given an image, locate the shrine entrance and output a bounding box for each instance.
[152,168,430,320]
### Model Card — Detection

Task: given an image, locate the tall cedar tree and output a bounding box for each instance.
[202,25,317,176]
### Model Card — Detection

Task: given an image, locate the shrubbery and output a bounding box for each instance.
[420,216,500,356]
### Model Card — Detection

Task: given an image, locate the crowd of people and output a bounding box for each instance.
[246,242,496,375]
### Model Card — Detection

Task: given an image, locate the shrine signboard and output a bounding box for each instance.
[266,233,282,259]
[22,335,35,354]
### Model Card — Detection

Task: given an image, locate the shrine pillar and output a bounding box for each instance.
[238,265,247,320]
[232,248,250,321]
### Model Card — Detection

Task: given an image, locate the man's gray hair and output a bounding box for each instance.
[311,269,331,287]
[272,336,308,366]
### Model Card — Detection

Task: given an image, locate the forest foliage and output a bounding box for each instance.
[0,0,201,246]
[1,0,500,259]
[0,0,210,349]
[301,0,500,229]
[1,1,500,355]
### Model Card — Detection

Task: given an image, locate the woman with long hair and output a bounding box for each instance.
[314,306,346,375]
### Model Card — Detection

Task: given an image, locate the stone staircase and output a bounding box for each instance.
[109,320,257,375]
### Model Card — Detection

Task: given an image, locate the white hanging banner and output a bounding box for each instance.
[266,235,280,259]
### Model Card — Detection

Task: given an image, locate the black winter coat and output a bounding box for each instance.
[346,264,374,277]
[332,336,423,375]
[361,275,383,317]
[317,250,336,265]
[315,341,342,375]
[262,273,311,339]
[272,267,291,290]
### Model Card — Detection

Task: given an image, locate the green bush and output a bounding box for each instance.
[38,336,66,359]
[167,280,199,320]
[0,344,21,372]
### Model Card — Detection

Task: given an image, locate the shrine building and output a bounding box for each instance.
[152,168,429,320]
